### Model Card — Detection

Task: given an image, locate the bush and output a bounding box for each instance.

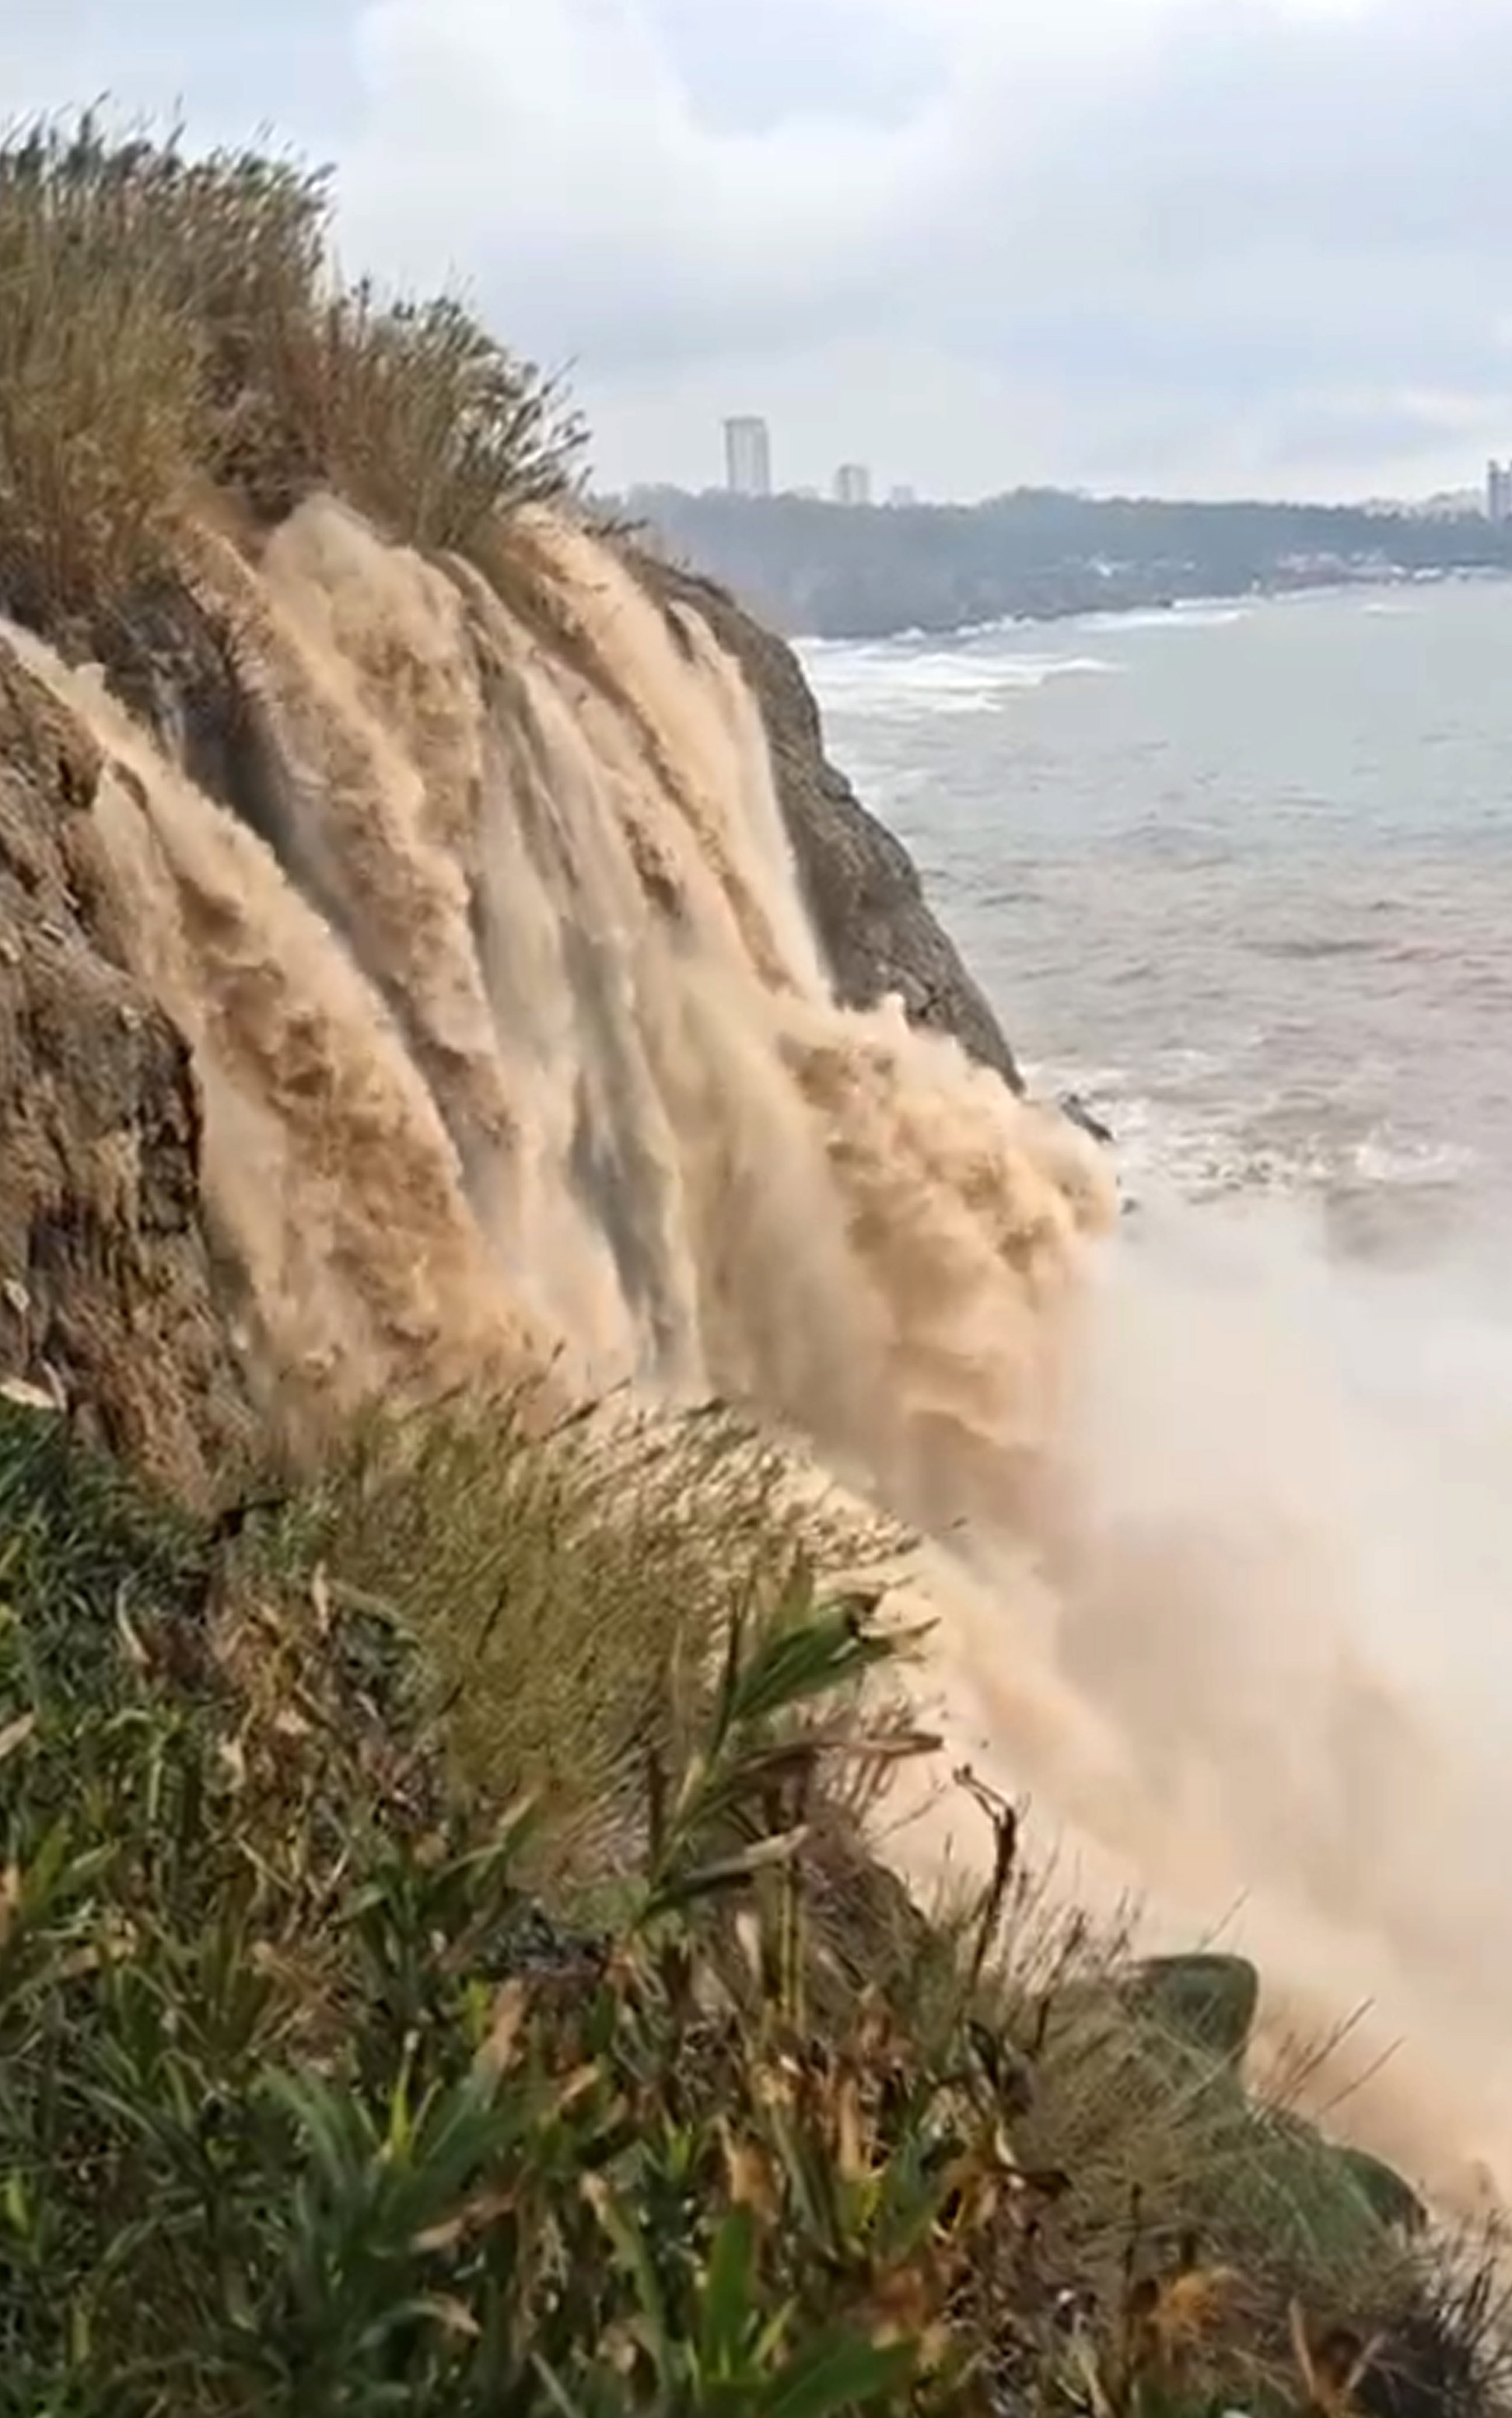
[287,288,585,551]
[0,126,205,623]
[0,1399,938,2413]
[0,1396,1499,2416]
[264,1396,900,1885]
[0,111,587,633]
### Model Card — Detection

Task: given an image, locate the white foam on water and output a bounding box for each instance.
[799,643,1121,718]
[1071,602,1255,634]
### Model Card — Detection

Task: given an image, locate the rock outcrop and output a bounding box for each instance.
[0,647,250,1504]
[633,554,1024,1092]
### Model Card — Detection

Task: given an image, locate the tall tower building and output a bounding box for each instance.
[723,416,772,498]
[833,462,872,507]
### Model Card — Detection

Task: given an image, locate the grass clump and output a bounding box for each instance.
[0,1395,1502,2416]
[0,110,586,634]
[262,1394,901,1882]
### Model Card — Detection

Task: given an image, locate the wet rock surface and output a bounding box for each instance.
[0,645,250,1504]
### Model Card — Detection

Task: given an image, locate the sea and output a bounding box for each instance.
[800,582,1512,2175]
[799,580,1512,1264]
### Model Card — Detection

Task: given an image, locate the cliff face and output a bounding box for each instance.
[633,556,1024,1092]
[0,647,251,1502]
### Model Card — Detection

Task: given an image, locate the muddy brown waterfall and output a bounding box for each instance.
[6,494,1512,2219]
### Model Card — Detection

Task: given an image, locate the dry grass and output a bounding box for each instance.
[272,1388,1494,2405]
[264,1392,904,1885]
[812,1794,1432,2411]
[293,289,583,553]
[0,110,586,636]
[0,131,204,621]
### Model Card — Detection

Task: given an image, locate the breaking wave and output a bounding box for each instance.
[794,641,1119,717]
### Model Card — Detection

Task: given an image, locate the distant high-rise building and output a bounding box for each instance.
[887,483,918,508]
[1488,459,1512,523]
[833,462,872,507]
[723,416,772,498]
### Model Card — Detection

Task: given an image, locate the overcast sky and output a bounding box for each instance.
[5,0,1512,501]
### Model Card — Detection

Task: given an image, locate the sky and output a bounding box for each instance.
[5,0,1512,502]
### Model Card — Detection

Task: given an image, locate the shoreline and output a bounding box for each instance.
[792,559,1512,648]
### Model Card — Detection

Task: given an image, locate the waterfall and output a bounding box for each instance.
[10,491,1512,2216]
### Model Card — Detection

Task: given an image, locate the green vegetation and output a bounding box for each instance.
[0,113,586,635]
[0,1395,1502,2416]
[629,487,1512,640]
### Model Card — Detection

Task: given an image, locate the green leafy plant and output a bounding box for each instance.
[0,1398,1499,2416]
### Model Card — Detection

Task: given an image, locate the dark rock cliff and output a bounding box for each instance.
[632,554,1024,1092]
[0,648,251,1504]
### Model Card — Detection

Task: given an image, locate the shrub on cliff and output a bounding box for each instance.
[0,113,586,631]
[257,1395,900,1884]
[0,1397,1496,2416]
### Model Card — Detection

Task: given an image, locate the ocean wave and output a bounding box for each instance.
[806,647,1120,716]
[1073,602,1254,635]
[1249,932,1387,963]
[1353,1133,1480,1189]
[1039,1067,1482,1225]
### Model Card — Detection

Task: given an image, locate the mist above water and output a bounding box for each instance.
[807,590,1512,2206]
[10,506,1512,2212]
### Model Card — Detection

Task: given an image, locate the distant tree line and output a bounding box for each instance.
[620,484,1512,640]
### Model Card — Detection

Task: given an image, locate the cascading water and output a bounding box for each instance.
[9,492,1512,2216]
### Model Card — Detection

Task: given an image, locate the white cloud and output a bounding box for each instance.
[341,0,949,363]
[1,0,1509,497]
[328,0,1512,497]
